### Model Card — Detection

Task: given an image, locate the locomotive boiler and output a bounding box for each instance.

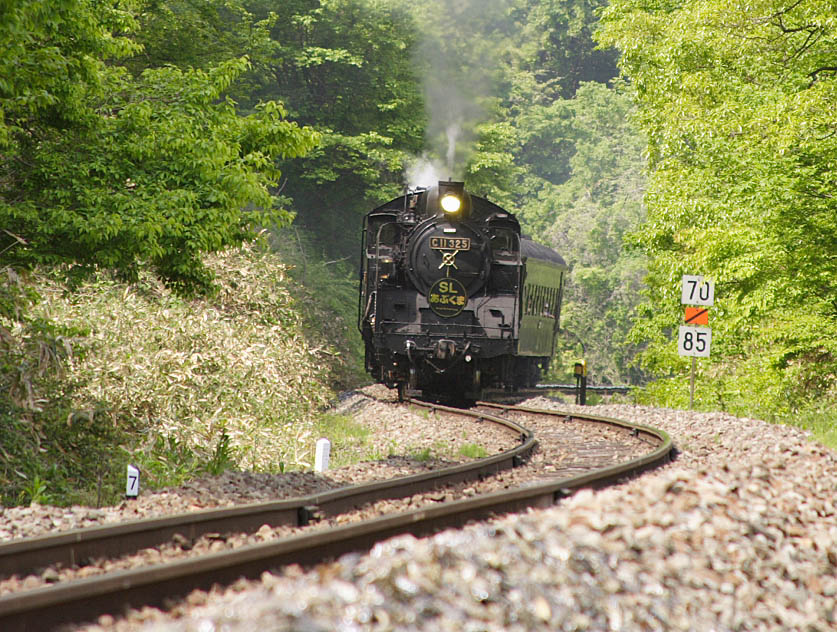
[358,181,566,404]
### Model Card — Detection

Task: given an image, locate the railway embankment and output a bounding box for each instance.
[2,392,834,630]
[0,242,354,507]
[81,400,833,631]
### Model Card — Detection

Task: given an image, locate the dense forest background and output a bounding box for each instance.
[2,0,835,503]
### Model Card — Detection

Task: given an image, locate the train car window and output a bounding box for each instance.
[523,284,562,318]
[543,287,556,318]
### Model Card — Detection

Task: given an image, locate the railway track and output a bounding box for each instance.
[0,399,672,631]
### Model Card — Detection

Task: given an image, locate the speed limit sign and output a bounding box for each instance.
[678,326,711,357]
[681,275,714,306]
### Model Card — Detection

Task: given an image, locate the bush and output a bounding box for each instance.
[0,240,345,505]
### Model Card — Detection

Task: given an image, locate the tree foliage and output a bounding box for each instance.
[0,0,318,292]
[0,0,322,503]
[598,0,837,411]
[514,0,618,100]
[519,83,647,384]
[238,0,426,257]
[441,0,644,384]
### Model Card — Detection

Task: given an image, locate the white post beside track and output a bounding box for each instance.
[314,438,331,472]
[126,464,140,499]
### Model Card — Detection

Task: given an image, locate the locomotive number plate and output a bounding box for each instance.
[430,236,470,251]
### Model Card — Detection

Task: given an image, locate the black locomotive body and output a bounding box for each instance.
[358,181,566,403]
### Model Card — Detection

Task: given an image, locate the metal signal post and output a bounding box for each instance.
[680,275,714,409]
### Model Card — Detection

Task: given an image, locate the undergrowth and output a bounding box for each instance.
[0,239,352,506]
[311,413,371,469]
[269,227,367,389]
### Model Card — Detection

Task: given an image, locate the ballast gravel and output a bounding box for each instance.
[0,388,515,543]
[64,395,837,632]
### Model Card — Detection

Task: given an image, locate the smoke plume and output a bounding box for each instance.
[405,0,511,185]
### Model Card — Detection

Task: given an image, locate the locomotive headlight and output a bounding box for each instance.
[440,193,462,214]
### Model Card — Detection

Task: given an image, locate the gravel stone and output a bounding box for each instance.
[0,386,514,543]
[52,396,837,631]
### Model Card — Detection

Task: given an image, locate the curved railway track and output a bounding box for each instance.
[0,399,672,631]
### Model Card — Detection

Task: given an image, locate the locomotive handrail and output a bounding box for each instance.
[378,321,515,337]
[371,220,399,333]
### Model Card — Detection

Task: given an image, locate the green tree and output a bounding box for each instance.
[241,0,426,257]
[128,0,273,72]
[515,83,647,384]
[514,0,618,100]
[404,0,642,383]
[449,0,638,384]
[0,0,329,505]
[1,0,318,292]
[598,0,837,411]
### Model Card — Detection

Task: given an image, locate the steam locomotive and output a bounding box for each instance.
[358,181,566,404]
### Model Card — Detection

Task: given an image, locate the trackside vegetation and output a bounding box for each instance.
[2,0,835,504]
[0,243,342,504]
[597,0,837,444]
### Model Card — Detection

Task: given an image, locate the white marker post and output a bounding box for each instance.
[126,464,140,499]
[314,438,331,473]
[680,275,715,409]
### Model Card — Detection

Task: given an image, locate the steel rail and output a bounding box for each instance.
[477,401,663,446]
[0,404,533,581]
[0,407,672,632]
[534,383,632,393]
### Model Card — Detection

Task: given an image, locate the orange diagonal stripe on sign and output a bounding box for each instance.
[684,307,709,326]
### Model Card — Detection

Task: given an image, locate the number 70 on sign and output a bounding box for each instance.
[681,275,714,306]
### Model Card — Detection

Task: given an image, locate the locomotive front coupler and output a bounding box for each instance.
[406,338,474,373]
[430,342,474,374]
[434,339,457,361]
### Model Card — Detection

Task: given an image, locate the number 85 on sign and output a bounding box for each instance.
[678,326,711,357]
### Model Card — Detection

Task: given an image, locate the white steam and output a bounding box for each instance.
[403,0,509,187]
[446,123,461,175]
[406,154,445,189]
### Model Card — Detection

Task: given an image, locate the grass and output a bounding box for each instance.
[458,443,488,459]
[312,413,372,468]
[410,447,433,462]
[0,239,354,506]
[632,372,837,451]
[782,408,837,450]
[306,417,494,466]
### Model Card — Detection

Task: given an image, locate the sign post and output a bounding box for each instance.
[679,276,714,409]
[126,464,140,499]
